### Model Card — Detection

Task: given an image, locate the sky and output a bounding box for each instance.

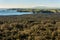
[0,0,60,8]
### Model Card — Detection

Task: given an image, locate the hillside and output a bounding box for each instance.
[0,13,59,40]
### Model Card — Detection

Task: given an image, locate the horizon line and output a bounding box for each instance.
[0,4,60,8]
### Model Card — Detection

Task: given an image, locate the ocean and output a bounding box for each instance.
[0,9,32,16]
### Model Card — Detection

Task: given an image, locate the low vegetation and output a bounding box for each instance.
[16,9,60,13]
[8,8,60,13]
[0,13,59,40]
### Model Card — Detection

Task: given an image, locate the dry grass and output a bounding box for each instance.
[0,14,59,40]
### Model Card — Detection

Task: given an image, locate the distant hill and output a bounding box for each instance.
[33,6,60,9]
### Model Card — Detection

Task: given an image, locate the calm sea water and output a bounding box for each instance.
[0,9,32,16]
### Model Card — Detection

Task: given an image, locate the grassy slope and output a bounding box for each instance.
[0,13,59,40]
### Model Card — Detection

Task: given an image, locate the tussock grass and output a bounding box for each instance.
[0,14,59,40]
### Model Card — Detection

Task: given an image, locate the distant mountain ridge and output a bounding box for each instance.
[33,6,60,9]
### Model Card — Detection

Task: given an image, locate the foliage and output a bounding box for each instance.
[0,14,59,40]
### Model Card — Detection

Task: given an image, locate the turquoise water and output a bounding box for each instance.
[0,10,32,15]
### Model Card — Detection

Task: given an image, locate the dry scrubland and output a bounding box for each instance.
[0,13,60,40]
[17,9,60,13]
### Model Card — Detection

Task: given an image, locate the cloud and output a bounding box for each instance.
[0,4,60,8]
[0,4,32,8]
[0,4,45,8]
[0,4,40,8]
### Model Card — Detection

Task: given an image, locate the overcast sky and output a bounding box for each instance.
[0,0,60,8]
